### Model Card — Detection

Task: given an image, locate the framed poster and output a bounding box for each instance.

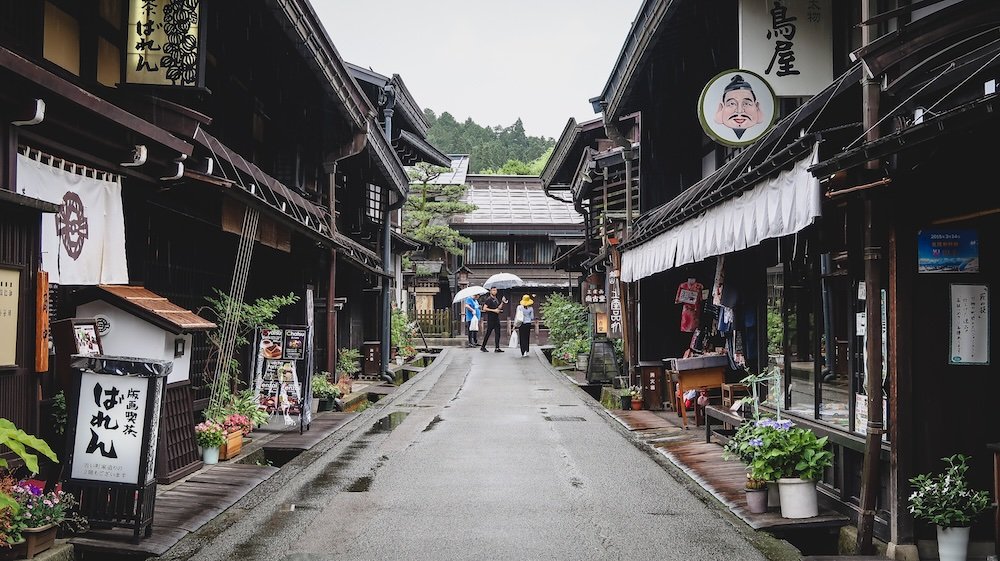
[918,229,979,273]
[73,323,103,356]
[0,268,19,366]
[950,284,989,365]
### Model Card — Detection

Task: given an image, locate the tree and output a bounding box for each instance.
[425,110,555,173]
[404,163,477,256]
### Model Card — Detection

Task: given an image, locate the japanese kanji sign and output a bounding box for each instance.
[607,270,623,340]
[738,0,833,97]
[950,284,989,365]
[126,0,203,87]
[0,268,18,366]
[70,372,149,484]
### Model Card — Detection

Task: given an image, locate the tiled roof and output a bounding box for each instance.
[426,154,469,185]
[454,175,581,226]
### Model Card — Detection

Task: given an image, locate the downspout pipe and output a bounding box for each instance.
[380,84,401,380]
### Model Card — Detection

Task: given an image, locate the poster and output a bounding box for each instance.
[70,372,148,484]
[253,326,309,422]
[283,329,306,361]
[853,392,888,441]
[259,328,283,359]
[918,229,979,273]
[950,284,989,365]
[74,324,102,356]
[0,268,18,366]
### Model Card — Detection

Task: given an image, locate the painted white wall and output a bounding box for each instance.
[77,300,192,384]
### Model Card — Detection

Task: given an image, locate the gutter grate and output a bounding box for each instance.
[544,416,586,422]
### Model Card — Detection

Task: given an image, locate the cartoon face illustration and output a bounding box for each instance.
[714,75,764,139]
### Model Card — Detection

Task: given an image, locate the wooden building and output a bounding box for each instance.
[580,0,1000,555]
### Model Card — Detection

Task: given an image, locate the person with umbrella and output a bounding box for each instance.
[479,286,505,353]
[464,293,481,347]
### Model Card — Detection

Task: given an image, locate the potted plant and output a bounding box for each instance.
[769,422,834,519]
[217,413,251,460]
[908,454,991,561]
[195,420,226,465]
[617,387,633,410]
[10,481,86,558]
[628,386,643,411]
[724,417,789,513]
[312,373,342,412]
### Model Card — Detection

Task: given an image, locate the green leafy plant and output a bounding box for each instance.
[724,418,832,485]
[51,391,67,436]
[554,337,590,363]
[390,308,414,352]
[0,419,58,516]
[221,388,270,430]
[311,373,342,400]
[539,293,588,349]
[336,348,362,378]
[908,454,991,528]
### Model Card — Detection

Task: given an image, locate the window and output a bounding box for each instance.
[44,2,80,75]
[366,184,383,222]
[466,241,509,265]
[513,241,556,265]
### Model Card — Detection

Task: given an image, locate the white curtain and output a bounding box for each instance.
[16,153,128,285]
[621,144,821,282]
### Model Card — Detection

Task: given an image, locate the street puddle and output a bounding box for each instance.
[367,411,409,434]
[346,475,373,492]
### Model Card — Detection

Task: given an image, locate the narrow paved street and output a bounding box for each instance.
[161,348,770,561]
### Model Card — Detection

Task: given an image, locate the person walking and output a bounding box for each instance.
[464,295,481,347]
[515,294,535,356]
[479,287,504,353]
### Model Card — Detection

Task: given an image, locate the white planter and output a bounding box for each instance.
[202,446,220,465]
[936,525,970,561]
[395,356,404,365]
[576,353,589,371]
[777,477,818,519]
[767,481,781,508]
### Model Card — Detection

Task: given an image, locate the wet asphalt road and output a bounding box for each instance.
[161,347,770,561]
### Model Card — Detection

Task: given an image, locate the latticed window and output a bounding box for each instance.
[513,241,556,265]
[466,241,509,265]
[366,184,383,222]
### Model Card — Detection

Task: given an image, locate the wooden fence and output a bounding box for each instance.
[412,309,452,337]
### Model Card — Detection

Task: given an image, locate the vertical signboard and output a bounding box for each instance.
[607,270,623,340]
[738,0,833,97]
[70,372,150,484]
[0,268,19,366]
[950,284,989,365]
[126,0,205,87]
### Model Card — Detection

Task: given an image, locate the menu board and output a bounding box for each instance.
[253,326,310,421]
[283,329,306,360]
[950,284,989,365]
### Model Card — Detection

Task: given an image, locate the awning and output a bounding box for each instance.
[0,188,59,213]
[391,230,421,252]
[393,129,452,168]
[365,119,410,201]
[333,232,385,277]
[621,144,821,283]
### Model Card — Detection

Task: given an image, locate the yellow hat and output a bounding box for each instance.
[520,294,533,306]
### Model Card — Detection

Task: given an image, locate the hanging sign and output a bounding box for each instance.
[697,69,777,147]
[918,229,979,273]
[950,284,989,365]
[738,0,833,97]
[607,270,623,340]
[0,268,18,366]
[36,270,49,372]
[126,0,205,87]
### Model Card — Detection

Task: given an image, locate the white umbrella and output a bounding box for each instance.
[483,272,524,289]
[452,285,488,304]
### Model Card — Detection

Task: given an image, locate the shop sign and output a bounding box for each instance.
[853,392,888,441]
[0,268,19,366]
[950,284,989,365]
[70,373,150,484]
[697,69,777,148]
[607,270,623,340]
[126,0,205,87]
[738,0,833,97]
[918,229,979,273]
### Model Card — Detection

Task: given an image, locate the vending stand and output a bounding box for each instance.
[63,354,171,540]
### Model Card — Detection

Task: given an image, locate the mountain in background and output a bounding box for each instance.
[424,109,555,174]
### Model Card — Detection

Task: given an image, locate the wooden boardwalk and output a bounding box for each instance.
[264,411,354,451]
[69,463,278,557]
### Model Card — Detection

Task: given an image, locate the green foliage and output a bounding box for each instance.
[391,308,413,351]
[311,373,342,400]
[0,419,58,515]
[908,454,992,528]
[539,293,588,348]
[194,420,226,448]
[405,163,476,256]
[723,418,833,484]
[51,391,67,436]
[424,110,554,173]
[554,337,590,363]
[213,388,270,430]
[767,306,783,355]
[480,146,554,176]
[336,348,362,377]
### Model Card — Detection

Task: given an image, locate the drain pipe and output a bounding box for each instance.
[379,84,403,382]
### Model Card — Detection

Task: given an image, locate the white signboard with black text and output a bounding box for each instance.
[950,284,989,365]
[739,0,833,97]
[70,372,149,484]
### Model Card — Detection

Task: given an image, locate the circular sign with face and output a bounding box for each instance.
[698,69,777,148]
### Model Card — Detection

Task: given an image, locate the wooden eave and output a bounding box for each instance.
[0,46,193,157]
[80,285,216,334]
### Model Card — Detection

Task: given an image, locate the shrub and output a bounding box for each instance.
[539,294,588,348]
[311,373,342,400]
[194,420,226,448]
[336,348,362,377]
[909,454,991,528]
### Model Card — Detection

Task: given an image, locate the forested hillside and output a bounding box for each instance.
[424,109,555,174]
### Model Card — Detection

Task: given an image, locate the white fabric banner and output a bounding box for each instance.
[621,144,820,283]
[16,153,128,285]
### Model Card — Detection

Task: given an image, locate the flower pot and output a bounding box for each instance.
[936,525,971,561]
[620,395,632,410]
[317,398,336,412]
[631,398,643,411]
[0,538,26,561]
[744,487,768,514]
[576,353,589,371]
[218,430,243,460]
[777,477,818,519]
[395,356,405,365]
[767,481,781,508]
[202,445,220,465]
[22,523,57,559]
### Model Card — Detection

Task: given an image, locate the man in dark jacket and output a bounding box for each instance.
[479,287,505,352]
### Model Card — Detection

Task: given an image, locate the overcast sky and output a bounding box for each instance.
[314,1,645,140]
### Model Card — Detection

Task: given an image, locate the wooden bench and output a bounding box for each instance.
[704,404,746,444]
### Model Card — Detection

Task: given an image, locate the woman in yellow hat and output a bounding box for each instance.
[515,294,535,356]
